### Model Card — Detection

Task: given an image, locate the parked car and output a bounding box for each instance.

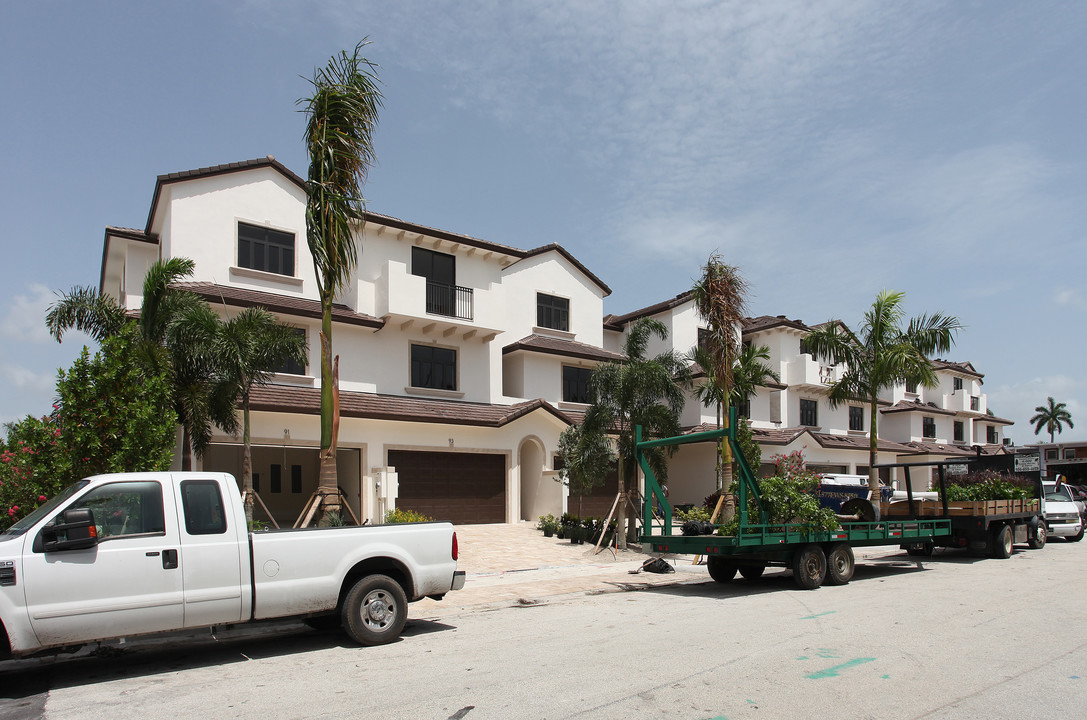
[0,472,465,658]
[1041,481,1084,542]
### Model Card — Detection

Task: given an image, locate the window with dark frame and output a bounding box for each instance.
[987,426,997,444]
[411,344,457,391]
[923,417,936,438]
[800,399,818,427]
[270,464,282,493]
[291,465,302,494]
[953,377,963,391]
[906,379,918,394]
[238,222,295,277]
[954,421,964,443]
[697,327,711,350]
[849,406,864,432]
[271,327,307,376]
[412,247,458,317]
[562,366,592,404]
[537,293,569,332]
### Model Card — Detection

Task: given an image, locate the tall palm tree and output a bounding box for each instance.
[1031,397,1074,443]
[691,255,749,494]
[210,307,308,522]
[585,317,690,548]
[46,258,233,469]
[803,290,963,501]
[300,41,383,515]
[556,420,614,521]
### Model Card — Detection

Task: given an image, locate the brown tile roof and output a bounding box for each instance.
[603,290,695,330]
[502,334,626,362]
[174,282,384,329]
[248,385,574,427]
[106,226,156,244]
[742,315,813,334]
[880,399,957,417]
[933,359,984,381]
[982,414,1014,426]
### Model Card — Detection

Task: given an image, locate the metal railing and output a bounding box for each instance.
[425,281,473,321]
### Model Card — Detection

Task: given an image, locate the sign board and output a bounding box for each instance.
[946,464,969,476]
[1014,454,1041,473]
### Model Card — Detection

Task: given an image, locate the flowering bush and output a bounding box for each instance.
[384,507,434,524]
[719,449,838,535]
[945,471,1033,501]
[1,326,176,529]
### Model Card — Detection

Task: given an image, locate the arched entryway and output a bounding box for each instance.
[518,436,559,521]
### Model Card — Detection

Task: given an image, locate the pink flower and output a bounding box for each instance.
[38,495,47,502]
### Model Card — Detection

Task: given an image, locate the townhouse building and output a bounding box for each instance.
[100,157,621,527]
[98,156,1014,525]
[602,294,1014,503]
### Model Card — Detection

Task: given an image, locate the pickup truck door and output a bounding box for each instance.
[174,478,246,627]
[21,479,184,648]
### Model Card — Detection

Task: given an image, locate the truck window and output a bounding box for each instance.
[76,481,165,539]
[181,480,227,535]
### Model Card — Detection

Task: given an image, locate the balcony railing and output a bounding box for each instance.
[426,281,473,321]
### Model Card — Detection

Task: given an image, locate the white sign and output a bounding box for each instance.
[1015,454,1041,473]
[946,464,968,476]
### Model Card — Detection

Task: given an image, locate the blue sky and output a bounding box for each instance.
[1,1,1084,443]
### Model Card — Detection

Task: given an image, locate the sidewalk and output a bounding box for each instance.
[414,522,707,617]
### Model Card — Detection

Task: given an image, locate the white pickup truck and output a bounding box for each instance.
[0,472,465,658]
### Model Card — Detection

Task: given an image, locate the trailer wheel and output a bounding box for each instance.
[792,544,826,590]
[825,543,855,585]
[738,563,766,581]
[342,574,408,646]
[989,524,1013,559]
[905,542,934,557]
[707,556,738,584]
[1028,518,1047,549]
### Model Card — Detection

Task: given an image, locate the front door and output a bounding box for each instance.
[21,479,184,647]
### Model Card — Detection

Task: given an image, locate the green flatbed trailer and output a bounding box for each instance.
[636,410,954,590]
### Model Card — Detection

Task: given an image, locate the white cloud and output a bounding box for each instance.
[1053,286,1087,310]
[0,284,56,344]
[0,363,56,394]
[987,375,1086,444]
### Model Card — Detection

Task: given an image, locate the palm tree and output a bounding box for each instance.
[585,317,690,548]
[46,258,233,469]
[803,290,963,501]
[687,341,779,489]
[691,255,749,494]
[300,41,383,517]
[556,420,614,521]
[209,307,308,522]
[1031,397,1074,443]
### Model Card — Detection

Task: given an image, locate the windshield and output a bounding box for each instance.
[2,480,89,536]
[1045,492,1074,504]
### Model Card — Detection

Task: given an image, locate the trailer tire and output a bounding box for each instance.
[990,524,1013,559]
[707,556,738,584]
[1028,518,1047,549]
[738,563,766,581]
[792,544,826,590]
[342,574,408,646]
[825,543,855,585]
[905,542,934,557]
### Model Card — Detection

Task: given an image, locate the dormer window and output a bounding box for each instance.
[238,222,295,276]
[537,293,569,332]
[923,417,936,439]
[953,377,963,392]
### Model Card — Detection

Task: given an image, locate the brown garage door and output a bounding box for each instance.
[389,450,506,524]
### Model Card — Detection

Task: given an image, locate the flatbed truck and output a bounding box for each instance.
[637,409,1041,590]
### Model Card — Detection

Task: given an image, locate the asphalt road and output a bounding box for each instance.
[3,540,1086,719]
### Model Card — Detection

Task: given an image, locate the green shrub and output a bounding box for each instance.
[384,507,434,524]
[945,471,1032,501]
[675,506,712,523]
[719,450,838,535]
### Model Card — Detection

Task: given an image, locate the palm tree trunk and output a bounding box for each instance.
[242,400,254,524]
[868,393,881,520]
[616,453,628,550]
[317,317,340,523]
[181,425,193,471]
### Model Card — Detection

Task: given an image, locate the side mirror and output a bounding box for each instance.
[41,508,99,552]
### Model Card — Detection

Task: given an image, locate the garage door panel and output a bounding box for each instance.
[389,450,506,524]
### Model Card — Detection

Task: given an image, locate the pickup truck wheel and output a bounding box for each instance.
[990,524,1013,559]
[342,574,408,646]
[1069,526,1085,542]
[1028,518,1047,549]
[792,544,826,590]
[825,543,855,585]
[707,556,738,583]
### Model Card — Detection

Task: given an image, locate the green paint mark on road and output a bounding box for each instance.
[800,611,837,620]
[806,657,875,679]
[882,675,890,679]
[797,656,808,661]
